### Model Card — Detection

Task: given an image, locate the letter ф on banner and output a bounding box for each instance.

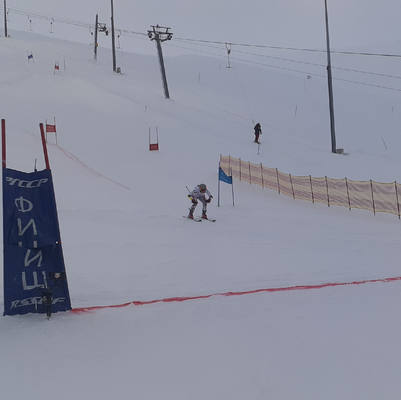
[2,168,71,316]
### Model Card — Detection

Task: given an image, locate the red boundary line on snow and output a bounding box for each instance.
[71,275,401,313]
[50,143,131,191]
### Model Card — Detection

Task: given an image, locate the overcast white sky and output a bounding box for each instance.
[7,0,401,52]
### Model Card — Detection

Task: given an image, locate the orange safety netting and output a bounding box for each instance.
[220,155,401,218]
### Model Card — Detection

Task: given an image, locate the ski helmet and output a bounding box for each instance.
[199,183,207,192]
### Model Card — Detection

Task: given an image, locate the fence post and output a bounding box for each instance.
[218,160,221,208]
[231,167,235,207]
[325,176,330,207]
[289,174,295,199]
[248,162,251,184]
[260,163,264,189]
[370,179,376,215]
[276,168,280,194]
[218,155,222,208]
[309,175,314,204]
[345,177,351,210]
[395,181,400,219]
[239,158,241,181]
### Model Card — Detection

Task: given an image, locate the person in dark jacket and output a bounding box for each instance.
[254,122,262,143]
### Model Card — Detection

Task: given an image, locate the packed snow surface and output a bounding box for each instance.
[1,4,401,398]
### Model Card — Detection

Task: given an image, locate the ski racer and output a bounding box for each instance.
[187,184,213,219]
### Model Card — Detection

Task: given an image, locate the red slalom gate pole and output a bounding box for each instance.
[40,123,50,169]
[2,119,6,168]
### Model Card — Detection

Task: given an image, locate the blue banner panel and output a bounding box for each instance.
[3,168,71,315]
[219,167,233,184]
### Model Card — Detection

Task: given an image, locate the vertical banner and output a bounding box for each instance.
[3,168,71,315]
[218,165,234,207]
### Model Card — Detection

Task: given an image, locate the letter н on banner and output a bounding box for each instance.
[2,167,71,315]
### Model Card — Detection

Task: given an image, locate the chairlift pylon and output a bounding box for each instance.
[225,42,232,69]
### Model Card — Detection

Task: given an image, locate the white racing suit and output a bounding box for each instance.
[189,186,212,217]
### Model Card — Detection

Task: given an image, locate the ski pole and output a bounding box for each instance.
[186,185,193,202]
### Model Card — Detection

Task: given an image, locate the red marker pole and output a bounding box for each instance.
[40,123,50,170]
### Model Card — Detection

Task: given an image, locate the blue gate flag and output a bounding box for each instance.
[3,167,71,316]
[219,167,233,184]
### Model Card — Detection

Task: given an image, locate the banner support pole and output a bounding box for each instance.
[40,123,51,170]
[1,119,6,168]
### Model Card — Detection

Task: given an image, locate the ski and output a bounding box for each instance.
[199,217,216,222]
[183,216,202,222]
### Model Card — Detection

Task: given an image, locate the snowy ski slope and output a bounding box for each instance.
[1,9,401,399]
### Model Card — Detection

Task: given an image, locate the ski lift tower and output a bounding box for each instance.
[93,14,109,60]
[147,25,173,99]
[3,0,8,37]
